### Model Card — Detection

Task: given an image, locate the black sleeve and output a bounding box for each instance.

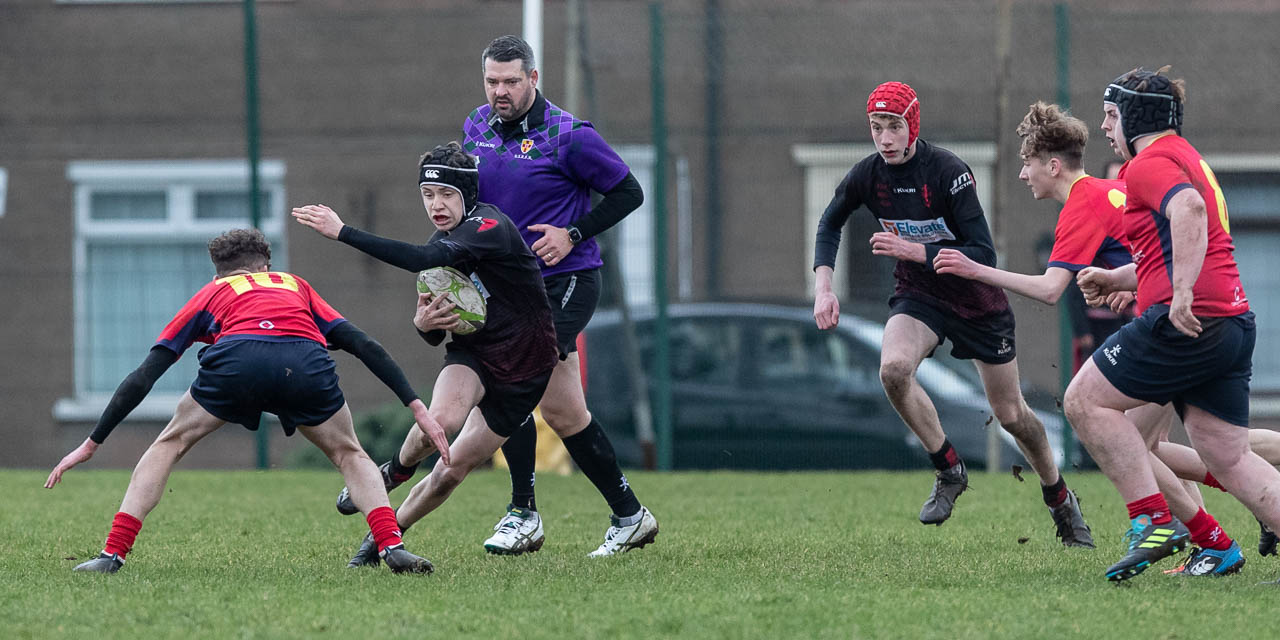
[813,166,865,270]
[921,162,998,270]
[337,225,465,273]
[417,328,447,347]
[89,346,180,444]
[326,322,420,406]
[570,171,643,241]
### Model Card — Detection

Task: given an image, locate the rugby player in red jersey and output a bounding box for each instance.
[1066,67,1280,581]
[936,101,1250,573]
[813,83,1093,545]
[45,228,445,574]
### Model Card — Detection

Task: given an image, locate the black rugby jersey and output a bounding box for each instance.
[337,203,558,383]
[813,140,1010,319]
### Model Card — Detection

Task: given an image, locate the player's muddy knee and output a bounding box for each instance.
[878,360,916,398]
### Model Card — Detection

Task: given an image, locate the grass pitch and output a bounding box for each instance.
[4,468,1278,639]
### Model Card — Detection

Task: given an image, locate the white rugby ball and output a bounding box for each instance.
[416,266,487,335]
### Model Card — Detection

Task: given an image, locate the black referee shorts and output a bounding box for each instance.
[543,268,600,358]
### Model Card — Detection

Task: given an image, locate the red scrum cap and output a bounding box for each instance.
[867,81,920,146]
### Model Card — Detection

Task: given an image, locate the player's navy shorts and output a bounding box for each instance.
[1092,304,1255,426]
[890,296,1017,364]
[443,345,553,438]
[191,336,345,436]
[543,268,600,358]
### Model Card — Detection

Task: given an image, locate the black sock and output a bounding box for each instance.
[927,438,962,472]
[388,454,419,483]
[561,419,641,518]
[1041,475,1069,508]
[501,413,538,512]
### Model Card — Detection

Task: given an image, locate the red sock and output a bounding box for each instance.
[1203,471,1228,492]
[1126,493,1172,524]
[1186,508,1233,550]
[103,511,143,559]
[366,506,403,553]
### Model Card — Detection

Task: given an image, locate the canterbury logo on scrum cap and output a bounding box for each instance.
[422,169,440,179]
[875,101,887,108]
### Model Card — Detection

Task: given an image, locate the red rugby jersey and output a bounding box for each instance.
[1119,135,1248,316]
[1047,175,1131,272]
[155,271,345,356]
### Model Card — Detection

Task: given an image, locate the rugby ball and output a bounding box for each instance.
[416,266,487,335]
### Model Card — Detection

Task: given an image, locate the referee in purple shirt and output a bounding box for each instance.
[340,35,658,557]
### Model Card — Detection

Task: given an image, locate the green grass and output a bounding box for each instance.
[3,468,1277,639]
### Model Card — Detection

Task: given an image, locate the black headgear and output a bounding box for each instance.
[1103,69,1183,157]
[419,162,478,214]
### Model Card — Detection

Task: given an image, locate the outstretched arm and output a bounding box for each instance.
[933,250,1074,305]
[46,346,179,488]
[325,321,450,464]
[292,204,458,272]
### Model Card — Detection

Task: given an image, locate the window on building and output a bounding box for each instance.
[611,145,655,308]
[54,160,286,421]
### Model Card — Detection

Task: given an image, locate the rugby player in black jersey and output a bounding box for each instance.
[812,82,1092,545]
[293,142,564,566]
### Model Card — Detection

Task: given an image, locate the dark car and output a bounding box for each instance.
[582,302,1065,471]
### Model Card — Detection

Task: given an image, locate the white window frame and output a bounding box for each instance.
[790,142,997,297]
[614,145,656,308]
[54,159,286,422]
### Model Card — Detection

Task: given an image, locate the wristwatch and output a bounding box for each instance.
[566,225,583,245]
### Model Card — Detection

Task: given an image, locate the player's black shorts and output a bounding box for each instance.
[1092,304,1255,427]
[444,346,553,438]
[890,296,1017,364]
[543,268,600,358]
[191,336,345,436]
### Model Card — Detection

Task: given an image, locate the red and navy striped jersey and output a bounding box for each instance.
[1119,135,1248,316]
[155,271,345,356]
[1048,176,1131,272]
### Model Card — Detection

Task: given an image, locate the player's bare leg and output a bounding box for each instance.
[397,408,505,526]
[974,357,1056,483]
[1130,402,1208,512]
[345,366,484,569]
[75,392,224,573]
[878,315,970,525]
[335,373,480,516]
[302,403,433,573]
[540,353,593,438]
[1066,359,1190,579]
[878,314,946,450]
[1185,407,1280,532]
[1248,429,1280,465]
[976,357,1093,546]
[392,365,487,521]
[1064,359,1155,500]
[118,392,225,520]
[298,404,390,515]
[538,352,657,555]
